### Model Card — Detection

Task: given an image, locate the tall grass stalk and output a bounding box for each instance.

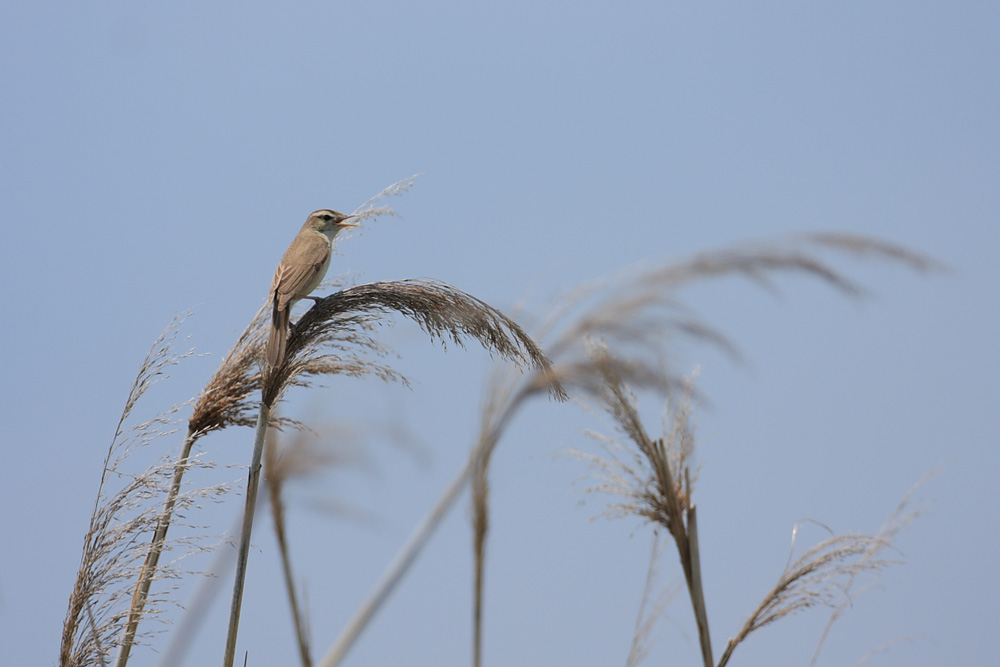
[222,404,270,666]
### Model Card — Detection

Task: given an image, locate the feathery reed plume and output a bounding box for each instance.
[718,471,932,667]
[807,468,937,666]
[188,304,270,436]
[62,316,229,667]
[576,349,713,666]
[261,278,562,407]
[539,233,941,379]
[346,173,420,227]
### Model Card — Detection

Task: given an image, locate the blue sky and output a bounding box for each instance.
[2,3,997,665]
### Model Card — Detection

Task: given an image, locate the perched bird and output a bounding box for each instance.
[265,209,358,367]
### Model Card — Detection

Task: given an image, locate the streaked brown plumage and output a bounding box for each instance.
[265,209,357,367]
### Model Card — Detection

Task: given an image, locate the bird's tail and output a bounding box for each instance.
[265,299,289,368]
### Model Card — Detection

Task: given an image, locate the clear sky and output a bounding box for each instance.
[2,3,997,666]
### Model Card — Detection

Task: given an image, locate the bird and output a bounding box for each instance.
[265,209,358,367]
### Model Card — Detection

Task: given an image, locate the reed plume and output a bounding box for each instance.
[61,316,231,667]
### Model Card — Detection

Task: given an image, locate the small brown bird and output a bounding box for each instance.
[265,209,358,366]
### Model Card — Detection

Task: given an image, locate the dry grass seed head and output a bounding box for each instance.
[189,304,269,435]
[569,343,701,536]
[62,317,230,666]
[537,233,941,405]
[262,279,564,406]
[721,471,936,665]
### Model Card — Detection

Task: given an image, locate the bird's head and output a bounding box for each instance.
[307,209,358,239]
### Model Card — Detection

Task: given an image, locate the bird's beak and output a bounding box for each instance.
[337,215,360,228]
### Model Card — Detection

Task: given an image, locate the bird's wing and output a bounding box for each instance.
[269,234,331,311]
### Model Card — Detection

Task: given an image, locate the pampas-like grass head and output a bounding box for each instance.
[260,278,566,407]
